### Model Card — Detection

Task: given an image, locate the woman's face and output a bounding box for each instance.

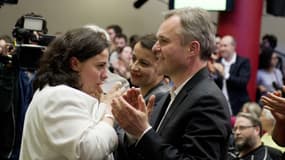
[271,52,279,67]
[120,46,133,63]
[130,42,162,88]
[72,49,109,97]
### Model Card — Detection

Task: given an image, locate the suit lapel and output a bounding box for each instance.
[156,67,209,133]
[150,93,170,127]
[229,55,240,74]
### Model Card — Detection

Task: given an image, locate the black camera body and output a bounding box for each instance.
[5,15,55,70]
[12,16,52,44]
[0,0,18,7]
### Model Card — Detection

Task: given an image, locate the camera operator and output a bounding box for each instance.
[0,34,18,160]
[0,12,50,160]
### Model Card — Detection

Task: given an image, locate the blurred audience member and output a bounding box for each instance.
[257,48,283,101]
[214,34,222,57]
[260,109,285,152]
[129,34,140,49]
[229,112,282,160]
[115,33,128,50]
[113,46,132,80]
[110,33,128,69]
[207,34,222,79]
[261,34,278,50]
[107,24,122,52]
[261,87,285,147]
[241,102,262,118]
[214,35,251,115]
[0,35,17,160]
[207,53,223,80]
[0,35,14,56]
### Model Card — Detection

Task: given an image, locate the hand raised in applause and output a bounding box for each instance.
[111,88,155,138]
[261,87,285,121]
[99,82,126,126]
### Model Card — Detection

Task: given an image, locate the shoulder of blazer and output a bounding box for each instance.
[235,55,250,64]
[180,67,209,94]
[230,55,250,72]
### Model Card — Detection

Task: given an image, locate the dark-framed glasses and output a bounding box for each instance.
[232,125,256,133]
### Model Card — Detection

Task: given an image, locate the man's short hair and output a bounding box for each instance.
[262,34,278,49]
[106,25,122,35]
[115,33,128,42]
[236,112,263,137]
[164,7,215,61]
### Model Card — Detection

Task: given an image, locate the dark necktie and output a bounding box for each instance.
[153,94,171,130]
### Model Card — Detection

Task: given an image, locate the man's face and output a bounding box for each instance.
[220,36,235,59]
[152,15,189,78]
[107,29,116,42]
[115,37,127,49]
[233,117,259,151]
[214,36,221,54]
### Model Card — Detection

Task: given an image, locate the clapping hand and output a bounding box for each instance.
[111,88,155,138]
[261,88,285,121]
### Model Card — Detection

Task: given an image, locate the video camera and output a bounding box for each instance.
[0,0,18,6]
[12,16,54,45]
[0,15,56,70]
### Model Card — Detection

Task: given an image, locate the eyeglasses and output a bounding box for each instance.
[232,125,256,133]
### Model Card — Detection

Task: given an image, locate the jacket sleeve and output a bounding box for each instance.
[133,95,230,160]
[227,58,251,89]
[42,90,118,160]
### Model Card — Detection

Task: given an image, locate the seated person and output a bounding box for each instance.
[260,109,285,152]
[229,112,282,160]
[241,102,262,118]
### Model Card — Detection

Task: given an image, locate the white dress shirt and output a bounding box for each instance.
[221,53,237,115]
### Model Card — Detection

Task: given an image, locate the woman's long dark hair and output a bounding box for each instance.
[259,47,274,70]
[33,27,109,91]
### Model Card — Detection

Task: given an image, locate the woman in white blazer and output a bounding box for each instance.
[20,26,119,160]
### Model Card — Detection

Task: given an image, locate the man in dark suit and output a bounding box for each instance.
[111,7,231,160]
[214,35,251,115]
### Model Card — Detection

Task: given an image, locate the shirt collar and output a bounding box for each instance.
[222,52,237,65]
[170,75,192,100]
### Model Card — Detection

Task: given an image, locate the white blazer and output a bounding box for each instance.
[20,85,118,160]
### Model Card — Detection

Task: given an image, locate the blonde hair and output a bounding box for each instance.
[84,24,111,42]
[241,102,262,118]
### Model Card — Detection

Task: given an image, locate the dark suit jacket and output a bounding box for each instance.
[215,55,251,115]
[120,67,231,160]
